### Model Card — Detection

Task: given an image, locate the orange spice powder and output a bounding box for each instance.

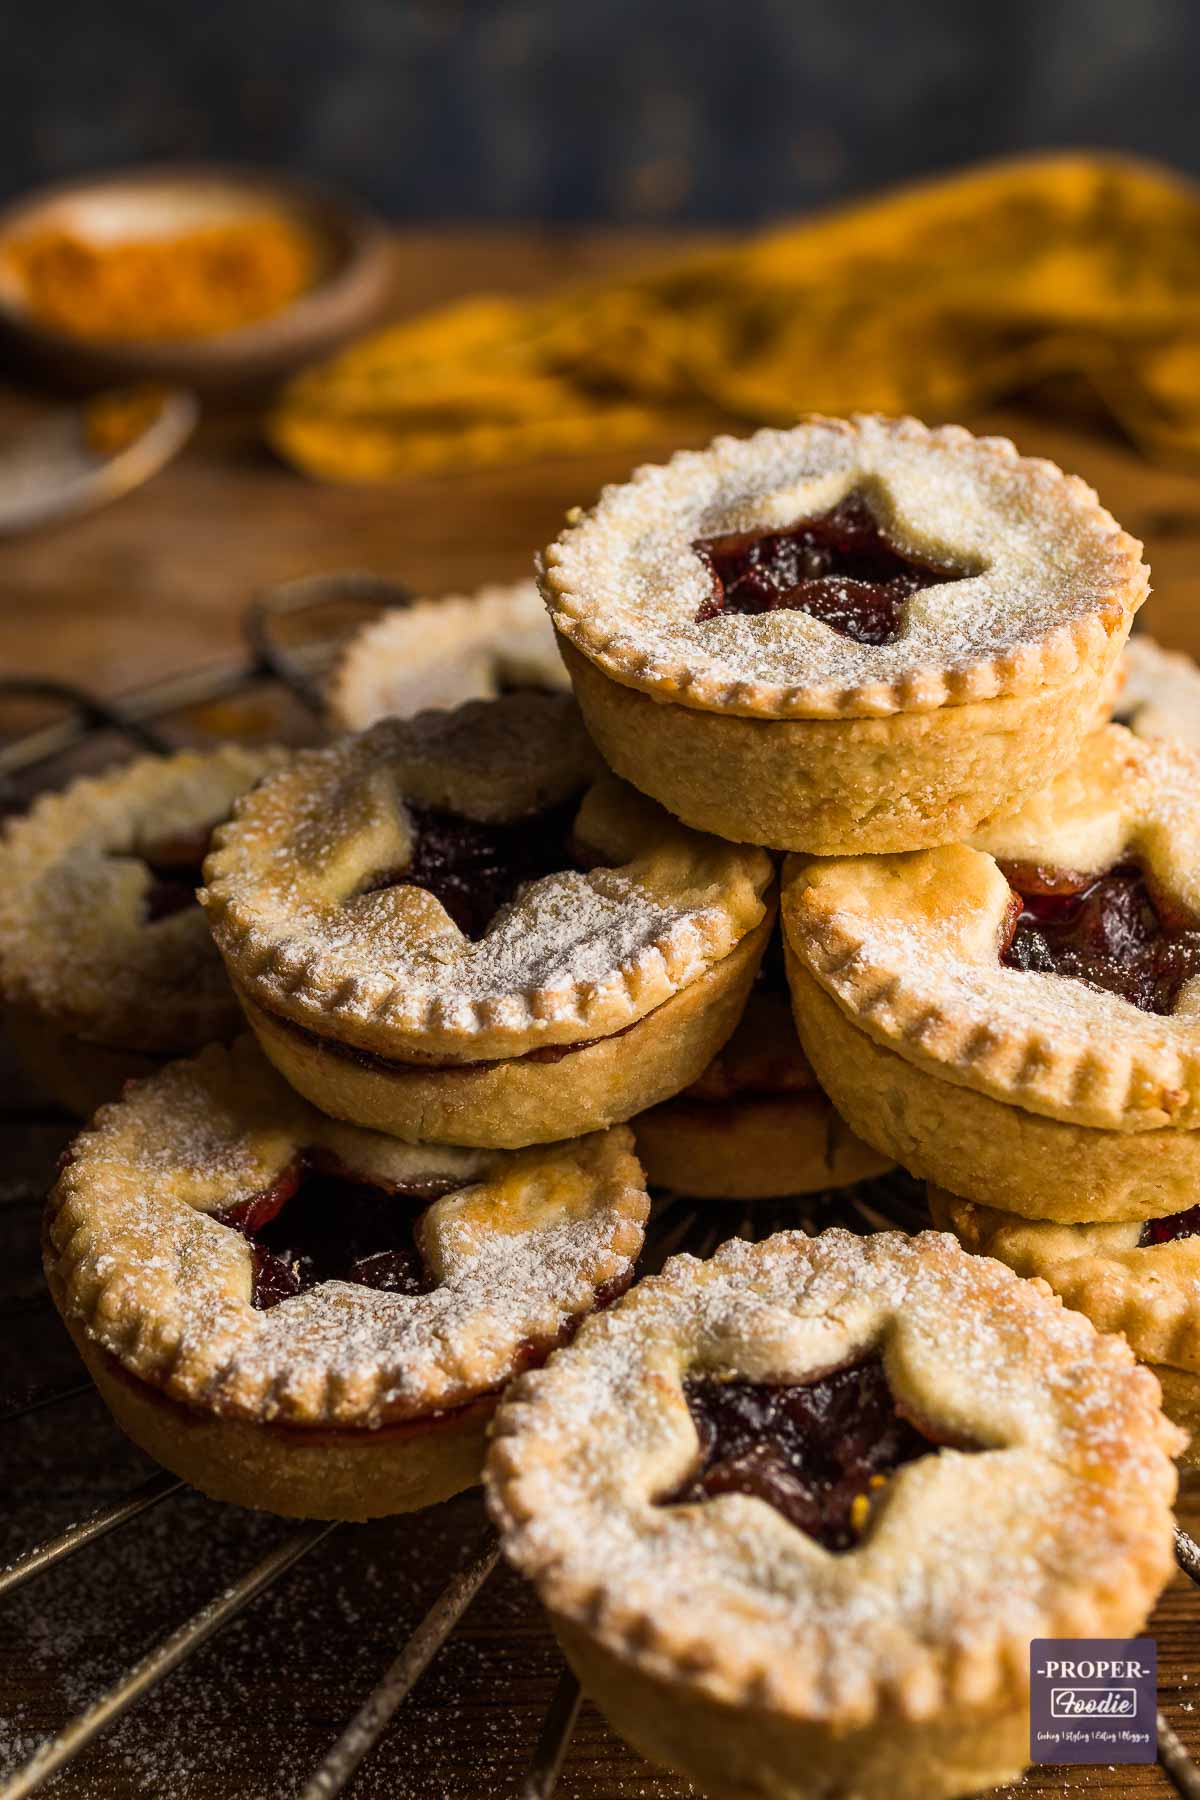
[7,215,320,343]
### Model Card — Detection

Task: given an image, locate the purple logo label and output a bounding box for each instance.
[1030,1639,1156,1763]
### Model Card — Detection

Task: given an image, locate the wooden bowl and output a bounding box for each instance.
[0,164,394,389]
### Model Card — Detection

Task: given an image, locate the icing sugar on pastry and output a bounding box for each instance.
[486,1229,1178,1800]
[0,744,286,1055]
[783,726,1200,1132]
[1119,635,1200,750]
[328,579,567,730]
[46,1037,649,1429]
[203,693,773,1062]
[540,414,1147,720]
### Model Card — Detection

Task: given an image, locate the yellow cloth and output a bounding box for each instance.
[270,154,1200,481]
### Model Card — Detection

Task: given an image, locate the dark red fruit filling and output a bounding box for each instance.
[692,491,968,644]
[142,856,205,921]
[358,795,584,940]
[1141,1205,1200,1246]
[662,1356,974,1551]
[116,826,213,923]
[213,1154,458,1310]
[1000,861,1200,1016]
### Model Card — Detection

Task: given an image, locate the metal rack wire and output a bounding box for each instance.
[2,585,1199,1800]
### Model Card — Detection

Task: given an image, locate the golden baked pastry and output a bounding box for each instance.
[327,578,567,729]
[539,414,1145,853]
[487,1228,1179,1800]
[634,934,891,1199]
[203,693,774,1148]
[782,725,1200,1221]
[0,745,285,1114]
[930,1184,1200,1469]
[44,1037,649,1519]
[1118,634,1200,749]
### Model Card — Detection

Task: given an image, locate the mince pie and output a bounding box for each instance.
[487,1228,1179,1800]
[44,1036,648,1520]
[930,1185,1200,1469]
[634,930,891,1199]
[1117,633,1200,750]
[203,693,775,1147]
[328,578,567,730]
[539,414,1145,853]
[0,745,284,1114]
[782,725,1200,1222]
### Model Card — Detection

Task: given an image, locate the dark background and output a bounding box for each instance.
[4,0,1197,223]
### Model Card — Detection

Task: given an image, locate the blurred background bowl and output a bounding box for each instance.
[0,163,393,389]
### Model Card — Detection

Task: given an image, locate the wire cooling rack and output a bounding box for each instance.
[2,579,1200,1800]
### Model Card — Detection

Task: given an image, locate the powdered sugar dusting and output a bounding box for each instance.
[934,1190,1200,1376]
[541,416,1146,719]
[487,1228,1178,1719]
[203,695,773,1058]
[784,726,1200,1130]
[46,1039,649,1427]
[1121,635,1200,751]
[329,580,568,730]
[0,745,286,1052]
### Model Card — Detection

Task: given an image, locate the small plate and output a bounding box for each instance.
[0,165,393,389]
[0,388,197,534]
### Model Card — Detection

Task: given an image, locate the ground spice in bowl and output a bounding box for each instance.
[5,214,320,343]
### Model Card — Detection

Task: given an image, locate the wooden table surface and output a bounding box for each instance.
[3,229,1200,1800]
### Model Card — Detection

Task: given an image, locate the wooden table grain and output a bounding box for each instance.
[3,229,1200,1800]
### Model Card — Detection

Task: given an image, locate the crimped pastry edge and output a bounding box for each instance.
[485,1228,1179,1726]
[44,1039,650,1429]
[0,743,286,1052]
[929,1187,1200,1373]
[202,704,775,1061]
[539,415,1147,721]
[327,578,563,731]
[779,727,1200,1133]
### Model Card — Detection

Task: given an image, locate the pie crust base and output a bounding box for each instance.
[64,1318,493,1520]
[634,1089,889,1200]
[487,1229,1178,1800]
[45,1038,649,1518]
[237,912,769,1147]
[787,961,1199,1221]
[634,970,891,1197]
[552,1616,1030,1800]
[562,637,1121,854]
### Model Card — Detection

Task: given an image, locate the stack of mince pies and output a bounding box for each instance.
[8,410,1198,1800]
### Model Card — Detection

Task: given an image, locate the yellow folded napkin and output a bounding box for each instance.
[270,153,1200,481]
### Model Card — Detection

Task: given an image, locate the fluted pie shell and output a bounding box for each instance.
[540,414,1145,852]
[782,726,1200,1221]
[633,974,891,1200]
[930,1185,1200,1469]
[327,578,567,729]
[486,1228,1179,1800]
[203,693,774,1147]
[44,1037,649,1519]
[0,745,285,1113]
